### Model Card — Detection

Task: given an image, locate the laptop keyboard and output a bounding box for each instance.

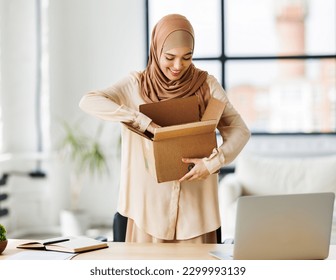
[223,238,234,244]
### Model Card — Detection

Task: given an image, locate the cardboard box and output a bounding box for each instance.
[127,96,226,183]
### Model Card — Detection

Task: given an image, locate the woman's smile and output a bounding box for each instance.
[169,68,182,76]
[159,46,193,81]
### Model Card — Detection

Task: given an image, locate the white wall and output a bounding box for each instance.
[0,0,146,236]
[48,0,146,227]
[49,0,146,123]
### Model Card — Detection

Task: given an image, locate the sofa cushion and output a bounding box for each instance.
[235,154,336,196]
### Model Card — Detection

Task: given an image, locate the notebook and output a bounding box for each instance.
[211,192,335,260]
[17,236,108,253]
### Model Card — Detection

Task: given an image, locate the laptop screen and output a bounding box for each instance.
[233,192,335,260]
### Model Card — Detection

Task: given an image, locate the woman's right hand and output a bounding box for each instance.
[146,121,161,134]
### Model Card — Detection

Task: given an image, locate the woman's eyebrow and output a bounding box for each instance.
[183,52,193,56]
[164,51,193,57]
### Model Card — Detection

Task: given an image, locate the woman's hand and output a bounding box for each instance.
[146,121,161,134]
[179,158,210,182]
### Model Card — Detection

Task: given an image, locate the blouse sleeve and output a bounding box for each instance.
[78,73,152,133]
[202,75,251,174]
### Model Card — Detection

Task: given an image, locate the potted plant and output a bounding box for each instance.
[0,224,7,254]
[58,120,109,236]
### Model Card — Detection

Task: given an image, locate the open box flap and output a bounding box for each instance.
[153,120,217,141]
[140,96,199,126]
[201,97,226,123]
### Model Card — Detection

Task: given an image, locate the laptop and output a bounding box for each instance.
[210,192,335,260]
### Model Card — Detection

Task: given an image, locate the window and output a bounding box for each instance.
[146,0,336,134]
[0,0,50,154]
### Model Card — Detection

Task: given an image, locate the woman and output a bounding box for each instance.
[79,14,250,243]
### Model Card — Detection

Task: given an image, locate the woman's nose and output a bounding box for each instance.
[173,59,183,70]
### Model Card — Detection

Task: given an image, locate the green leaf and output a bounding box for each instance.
[58,120,109,178]
[0,224,6,241]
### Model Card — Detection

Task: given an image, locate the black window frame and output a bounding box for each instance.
[145,0,336,136]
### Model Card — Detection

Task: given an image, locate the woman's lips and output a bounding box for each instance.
[169,69,181,76]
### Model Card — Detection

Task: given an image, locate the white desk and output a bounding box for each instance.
[1,239,336,260]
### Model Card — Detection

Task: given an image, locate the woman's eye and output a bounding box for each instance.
[165,57,174,61]
[183,56,192,61]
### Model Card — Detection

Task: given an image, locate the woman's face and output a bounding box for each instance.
[159,47,193,81]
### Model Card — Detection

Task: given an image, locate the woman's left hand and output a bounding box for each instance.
[179,158,210,182]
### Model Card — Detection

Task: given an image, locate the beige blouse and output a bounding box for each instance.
[79,72,250,240]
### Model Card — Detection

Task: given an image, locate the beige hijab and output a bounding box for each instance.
[139,14,210,116]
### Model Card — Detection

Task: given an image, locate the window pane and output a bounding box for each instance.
[148,0,221,57]
[225,0,336,56]
[193,60,222,84]
[226,59,336,133]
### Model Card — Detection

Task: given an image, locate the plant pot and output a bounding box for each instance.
[0,240,8,254]
[60,209,89,236]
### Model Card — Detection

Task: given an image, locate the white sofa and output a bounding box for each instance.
[218,153,336,243]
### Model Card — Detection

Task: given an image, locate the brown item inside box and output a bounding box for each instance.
[126,96,226,183]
